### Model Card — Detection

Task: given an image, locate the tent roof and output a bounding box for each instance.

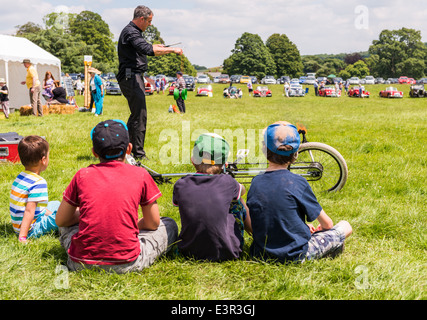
[0,34,60,66]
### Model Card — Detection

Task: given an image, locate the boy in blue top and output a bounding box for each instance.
[247,121,352,263]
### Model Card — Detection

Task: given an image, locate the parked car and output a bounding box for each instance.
[409,85,427,98]
[250,76,258,84]
[349,77,360,85]
[319,86,341,97]
[261,75,276,85]
[364,76,375,84]
[299,76,307,84]
[253,86,272,97]
[240,75,251,84]
[105,82,122,95]
[305,76,317,85]
[196,84,213,96]
[278,76,290,84]
[317,77,327,84]
[230,75,241,83]
[290,78,300,84]
[196,74,210,84]
[407,78,416,84]
[398,76,409,84]
[375,77,384,84]
[218,74,230,84]
[145,81,155,95]
[348,86,370,98]
[379,87,403,98]
[183,76,196,91]
[288,83,305,97]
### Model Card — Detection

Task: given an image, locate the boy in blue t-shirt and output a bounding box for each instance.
[173,133,252,261]
[247,121,352,263]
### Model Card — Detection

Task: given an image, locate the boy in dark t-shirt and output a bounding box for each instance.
[173,133,252,261]
[247,121,352,263]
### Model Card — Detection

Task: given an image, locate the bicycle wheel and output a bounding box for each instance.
[291,142,348,192]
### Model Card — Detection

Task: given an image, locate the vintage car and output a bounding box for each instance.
[319,86,341,97]
[407,78,416,84]
[379,87,403,98]
[288,83,305,97]
[144,81,155,95]
[348,86,370,98]
[409,85,427,97]
[184,76,196,91]
[253,86,272,97]
[196,85,213,97]
[223,86,242,98]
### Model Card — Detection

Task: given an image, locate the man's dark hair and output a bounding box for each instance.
[133,5,153,19]
[18,135,49,167]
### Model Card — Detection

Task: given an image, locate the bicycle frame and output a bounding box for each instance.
[127,128,324,186]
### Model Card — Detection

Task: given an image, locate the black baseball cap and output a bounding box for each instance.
[90,119,129,159]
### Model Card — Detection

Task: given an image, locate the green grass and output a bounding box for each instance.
[0,83,426,300]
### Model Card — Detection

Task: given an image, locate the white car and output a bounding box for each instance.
[364,76,375,85]
[196,74,210,84]
[304,76,316,85]
[261,75,276,84]
[288,84,305,97]
[349,77,360,85]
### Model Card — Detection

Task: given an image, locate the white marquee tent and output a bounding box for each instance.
[0,34,61,110]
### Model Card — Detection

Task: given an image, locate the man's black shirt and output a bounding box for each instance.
[117,21,154,82]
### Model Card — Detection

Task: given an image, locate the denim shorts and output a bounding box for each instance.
[27,200,60,239]
[303,225,346,262]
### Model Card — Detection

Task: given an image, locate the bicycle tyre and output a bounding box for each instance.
[293,142,348,192]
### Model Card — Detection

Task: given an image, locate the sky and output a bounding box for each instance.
[1,0,426,68]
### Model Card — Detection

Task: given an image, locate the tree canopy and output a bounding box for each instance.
[368,27,427,78]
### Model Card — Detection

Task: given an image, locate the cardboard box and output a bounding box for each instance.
[0,132,23,163]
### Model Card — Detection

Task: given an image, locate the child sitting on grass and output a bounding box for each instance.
[10,135,60,243]
[56,119,178,273]
[173,133,252,261]
[247,121,352,263]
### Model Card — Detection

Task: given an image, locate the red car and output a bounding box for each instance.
[253,86,272,97]
[168,82,176,95]
[319,86,341,97]
[407,78,416,84]
[145,82,154,95]
[348,86,370,98]
[398,76,409,84]
[196,85,213,97]
[379,87,403,98]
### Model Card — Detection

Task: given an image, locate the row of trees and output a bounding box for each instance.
[223,28,427,80]
[15,11,196,76]
[15,10,427,80]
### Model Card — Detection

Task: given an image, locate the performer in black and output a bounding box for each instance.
[117,5,183,160]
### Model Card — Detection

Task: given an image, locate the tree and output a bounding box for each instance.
[369,28,426,78]
[338,60,370,79]
[223,32,276,79]
[266,33,303,78]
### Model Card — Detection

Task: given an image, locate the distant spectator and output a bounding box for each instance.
[42,71,55,102]
[21,59,43,116]
[0,77,10,119]
[49,80,68,105]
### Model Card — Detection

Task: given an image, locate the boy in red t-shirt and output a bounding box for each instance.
[56,119,178,273]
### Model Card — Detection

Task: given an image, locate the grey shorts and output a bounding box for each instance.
[59,217,178,273]
[303,225,346,262]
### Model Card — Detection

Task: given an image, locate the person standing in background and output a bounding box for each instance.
[117,5,183,160]
[21,59,42,116]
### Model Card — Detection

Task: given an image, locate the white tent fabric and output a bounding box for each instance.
[0,34,61,110]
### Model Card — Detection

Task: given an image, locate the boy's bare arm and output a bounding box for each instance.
[138,201,161,231]
[56,200,80,227]
[19,202,37,241]
[315,209,334,231]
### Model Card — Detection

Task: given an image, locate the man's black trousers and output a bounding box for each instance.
[118,74,147,158]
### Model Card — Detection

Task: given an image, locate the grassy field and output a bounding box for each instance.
[0,82,425,301]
